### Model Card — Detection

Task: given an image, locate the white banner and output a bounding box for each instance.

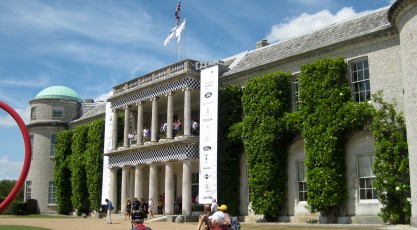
[199,65,219,204]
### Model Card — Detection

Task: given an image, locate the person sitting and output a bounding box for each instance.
[131,211,151,230]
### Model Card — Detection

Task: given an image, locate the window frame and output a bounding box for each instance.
[349,58,370,102]
[296,160,307,202]
[50,134,56,157]
[357,153,378,201]
[30,107,37,120]
[291,73,301,112]
[48,181,56,204]
[25,181,32,200]
[52,107,64,118]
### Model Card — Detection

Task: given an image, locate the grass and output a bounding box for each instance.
[0,226,49,230]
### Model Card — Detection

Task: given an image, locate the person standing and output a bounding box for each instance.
[125,199,132,221]
[211,198,219,213]
[148,198,155,218]
[105,198,113,224]
[132,197,140,212]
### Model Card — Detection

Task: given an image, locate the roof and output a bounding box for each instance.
[223,7,392,77]
[35,86,83,103]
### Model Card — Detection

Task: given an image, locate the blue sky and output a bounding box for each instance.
[0,0,395,180]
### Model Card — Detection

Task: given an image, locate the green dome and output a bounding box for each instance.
[35,86,83,102]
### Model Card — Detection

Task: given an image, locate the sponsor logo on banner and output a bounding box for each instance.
[199,65,219,204]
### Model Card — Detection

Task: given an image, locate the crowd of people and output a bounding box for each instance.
[105,196,239,230]
[125,118,199,146]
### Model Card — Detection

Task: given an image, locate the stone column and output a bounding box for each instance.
[111,110,118,150]
[151,97,159,142]
[121,167,129,213]
[149,164,158,204]
[165,162,174,215]
[123,106,131,147]
[183,88,192,136]
[389,1,417,226]
[129,168,135,201]
[136,102,144,145]
[182,160,192,216]
[109,168,118,213]
[167,92,175,139]
[134,165,144,200]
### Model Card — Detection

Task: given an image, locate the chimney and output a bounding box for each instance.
[256,39,269,49]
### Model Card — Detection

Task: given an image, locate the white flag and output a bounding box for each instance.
[175,19,186,44]
[164,24,177,46]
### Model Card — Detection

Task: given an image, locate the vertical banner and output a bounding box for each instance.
[101,102,113,204]
[199,65,219,204]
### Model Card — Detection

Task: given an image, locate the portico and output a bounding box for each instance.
[103,59,201,216]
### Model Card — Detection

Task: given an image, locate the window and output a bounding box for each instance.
[50,134,56,157]
[30,134,34,159]
[350,59,370,102]
[52,107,64,118]
[358,154,377,200]
[48,181,56,204]
[191,173,199,196]
[25,181,32,200]
[297,161,307,201]
[292,77,300,111]
[30,107,37,120]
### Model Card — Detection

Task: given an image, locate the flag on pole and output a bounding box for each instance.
[164,24,178,46]
[164,0,186,46]
[175,18,186,44]
[175,1,181,25]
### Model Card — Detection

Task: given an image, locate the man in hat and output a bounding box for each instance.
[219,204,233,229]
[208,211,226,230]
[131,211,151,230]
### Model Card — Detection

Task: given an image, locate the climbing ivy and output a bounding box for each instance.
[370,91,411,224]
[241,72,292,220]
[218,84,243,216]
[54,130,73,215]
[86,119,105,211]
[70,125,90,216]
[298,57,373,219]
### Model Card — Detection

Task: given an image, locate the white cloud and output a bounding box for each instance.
[266,7,371,43]
[0,73,51,88]
[0,156,22,180]
[0,106,30,127]
[94,91,113,102]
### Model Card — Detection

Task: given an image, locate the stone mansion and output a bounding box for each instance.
[25,0,417,226]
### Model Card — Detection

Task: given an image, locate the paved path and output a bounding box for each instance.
[1,214,415,230]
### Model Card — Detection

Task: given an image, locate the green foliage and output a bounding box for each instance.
[85,119,105,211]
[2,201,27,215]
[217,84,243,216]
[241,72,292,220]
[370,91,411,224]
[298,57,373,217]
[53,130,73,215]
[70,125,90,216]
[0,180,23,201]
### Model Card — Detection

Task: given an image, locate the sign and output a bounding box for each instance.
[199,65,219,204]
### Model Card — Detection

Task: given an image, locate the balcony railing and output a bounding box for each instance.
[113,59,198,95]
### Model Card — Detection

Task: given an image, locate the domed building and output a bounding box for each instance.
[25,86,105,213]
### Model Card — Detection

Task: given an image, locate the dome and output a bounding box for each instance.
[35,86,83,103]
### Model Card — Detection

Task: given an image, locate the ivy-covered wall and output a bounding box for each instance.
[298,57,373,218]
[371,92,411,224]
[218,84,243,216]
[241,72,292,220]
[54,118,105,215]
[54,130,74,215]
